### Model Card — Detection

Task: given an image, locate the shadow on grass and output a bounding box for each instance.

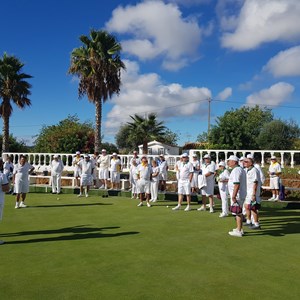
[246,208,300,237]
[2,225,139,244]
[28,203,113,208]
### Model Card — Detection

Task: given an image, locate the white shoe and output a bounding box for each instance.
[15,203,19,209]
[0,240,5,245]
[136,196,140,199]
[99,185,105,189]
[147,202,151,207]
[85,194,89,198]
[233,228,244,235]
[219,213,228,218]
[274,196,279,201]
[131,196,135,199]
[268,196,275,201]
[149,199,154,202]
[197,205,206,211]
[77,194,83,197]
[184,205,191,211]
[19,202,27,208]
[137,202,143,207]
[209,207,214,213]
[172,205,181,211]
[228,230,243,237]
[152,199,157,203]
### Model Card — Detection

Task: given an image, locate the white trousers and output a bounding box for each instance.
[151,181,159,200]
[218,183,228,215]
[51,173,62,193]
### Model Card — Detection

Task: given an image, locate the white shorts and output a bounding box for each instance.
[14,178,29,194]
[111,171,120,183]
[74,169,81,177]
[99,168,109,180]
[178,180,191,195]
[201,180,214,196]
[159,172,168,181]
[80,175,93,186]
[138,179,150,194]
[191,173,198,188]
[270,177,280,189]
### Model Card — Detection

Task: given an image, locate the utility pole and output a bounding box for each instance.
[207,97,212,142]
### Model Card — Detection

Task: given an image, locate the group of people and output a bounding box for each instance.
[171,152,282,238]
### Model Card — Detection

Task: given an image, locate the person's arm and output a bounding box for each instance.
[231,183,240,203]
[252,181,258,201]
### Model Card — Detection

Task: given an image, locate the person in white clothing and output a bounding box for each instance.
[268,156,282,201]
[13,155,35,208]
[227,155,247,237]
[150,160,160,202]
[0,159,9,245]
[72,151,82,187]
[129,160,139,199]
[191,154,200,194]
[129,151,141,167]
[244,156,261,230]
[172,153,194,211]
[216,161,230,217]
[198,154,215,213]
[50,155,64,194]
[110,153,121,190]
[3,155,14,193]
[137,156,152,207]
[97,149,110,189]
[77,154,93,197]
[158,155,168,193]
[90,152,99,188]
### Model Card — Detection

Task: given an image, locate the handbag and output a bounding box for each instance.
[230,202,242,215]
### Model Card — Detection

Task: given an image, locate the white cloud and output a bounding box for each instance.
[104,60,212,134]
[167,0,211,6]
[216,87,232,100]
[106,1,202,70]
[220,0,300,51]
[263,45,300,77]
[246,82,294,106]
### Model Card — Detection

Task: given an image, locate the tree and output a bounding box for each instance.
[34,115,95,153]
[209,106,273,149]
[127,114,167,154]
[159,128,179,146]
[68,29,125,153]
[257,119,300,150]
[0,53,32,152]
[0,135,29,153]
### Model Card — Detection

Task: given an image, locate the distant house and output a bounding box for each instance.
[138,140,180,156]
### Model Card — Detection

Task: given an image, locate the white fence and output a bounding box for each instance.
[2,149,300,173]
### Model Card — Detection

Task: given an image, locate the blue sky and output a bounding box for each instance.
[1,0,300,147]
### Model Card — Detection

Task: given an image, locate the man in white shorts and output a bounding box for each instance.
[77,154,93,197]
[227,155,247,237]
[244,156,261,230]
[97,149,110,189]
[198,154,215,213]
[137,156,152,207]
[0,159,9,245]
[172,153,194,211]
[110,153,121,190]
[268,156,282,201]
[13,155,35,208]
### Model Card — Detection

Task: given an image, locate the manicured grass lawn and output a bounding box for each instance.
[0,193,299,300]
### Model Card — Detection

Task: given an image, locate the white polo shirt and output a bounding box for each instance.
[269,162,281,177]
[178,162,194,181]
[246,166,261,203]
[98,155,110,169]
[228,166,247,202]
[137,164,151,181]
[110,158,121,172]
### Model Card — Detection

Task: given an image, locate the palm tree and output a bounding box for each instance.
[127,113,167,154]
[0,53,32,152]
[68,29,125,153]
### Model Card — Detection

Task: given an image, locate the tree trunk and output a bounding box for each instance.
[94,99,102,153]
[143,140,148,154]
[2,114,10,153]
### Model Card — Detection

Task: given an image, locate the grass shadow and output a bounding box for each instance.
[28,203,113,208]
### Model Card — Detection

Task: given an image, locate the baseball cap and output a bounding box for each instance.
[218,161,226,167]
[181,153,188,158]
[246,154,254,159]
[203,154,210,159]
[76,151,80,155]
[53,154,59,158]
[84,154,89,158]
[112,152,117,156]
[271,156,276,159]
[239,156,245,161]
[101,149,106,152]
[192,154,198,157]
[227,155,239,162]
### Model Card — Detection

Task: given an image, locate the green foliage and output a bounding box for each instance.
[100,142,118,154]
[33,115,95,153]
[209,105,273,149]
[0,134,29,153]
[257,119,300,150]
[158,128,179,146]
[115,124,136,152]
[196,132,208,143]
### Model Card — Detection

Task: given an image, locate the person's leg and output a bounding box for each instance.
[57,174,61,194]
[51,175,56,193]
